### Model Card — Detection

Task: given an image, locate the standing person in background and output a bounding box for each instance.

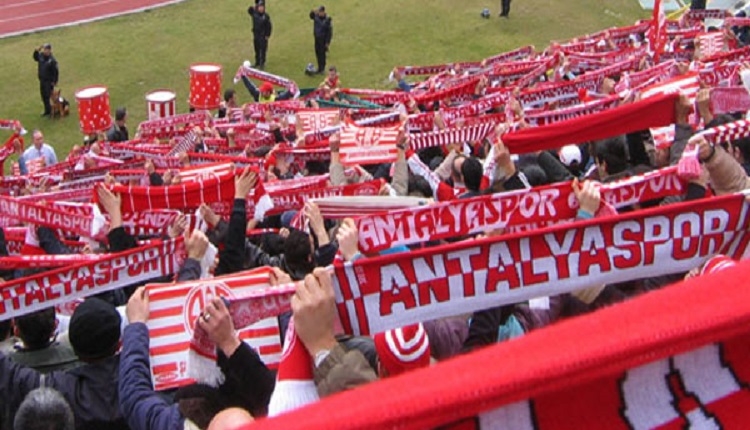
[107,107,129,142]
[309,6,333,74]
[499,0,512,18]
[248,1,272,70]
[32,43,58,117]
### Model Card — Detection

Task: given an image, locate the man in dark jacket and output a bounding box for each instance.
[118,287,275,429]
[5,308,80,374]
[106,107,129,142]
[0,298,128,429]
[248,1,272,70]
[33,43,59,117]
[309,6,333,74]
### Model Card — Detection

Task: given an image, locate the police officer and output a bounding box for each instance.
[32,43,59,117]
[309,6,333,74]
[247,1,272,70]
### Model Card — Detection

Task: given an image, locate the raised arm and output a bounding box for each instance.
[118,288,183,430]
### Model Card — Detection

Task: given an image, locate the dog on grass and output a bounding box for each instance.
[50,88,70,119]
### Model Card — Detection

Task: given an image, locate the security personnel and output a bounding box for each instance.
[32,43,59,117]
[247,1,273,69]
[309,6,333,74]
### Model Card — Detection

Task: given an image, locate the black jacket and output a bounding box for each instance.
[106,124,129,143]
[309,12,333,44]
[248,7,272,38]
[0,351,127,430]
[33,50,58,83]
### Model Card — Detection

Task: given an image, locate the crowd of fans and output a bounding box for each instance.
[3,5,750,430]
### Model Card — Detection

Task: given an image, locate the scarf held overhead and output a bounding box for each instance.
[0,239,184,319]
[334,194,750,336]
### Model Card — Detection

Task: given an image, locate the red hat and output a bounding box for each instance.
[700,255,738,276]
[260,82,274,93]
[374,323,430,377]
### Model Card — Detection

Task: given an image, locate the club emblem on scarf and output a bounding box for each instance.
[354,127,383,147]
[183,282,232,334]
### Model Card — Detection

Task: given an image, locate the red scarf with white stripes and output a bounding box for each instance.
[253,259,750,430]
[0,239,183,319]
[333,193,749,336]
[355,166,687,253]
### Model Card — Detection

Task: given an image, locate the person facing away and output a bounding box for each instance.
[309,5,333,74]
[14,387,75,430]
[6,307,80,374]
[247,0,272,70]
[32,43,59,117]
[0,297,128,430]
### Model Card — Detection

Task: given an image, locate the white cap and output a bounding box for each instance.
[559,145,582,166]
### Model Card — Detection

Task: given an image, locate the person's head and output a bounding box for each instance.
[521,164,549,187]
[451,154,467,184]
[175,384,228,429]
[559,144,583,175]
[317,5,326,17]
[224,89,237,107]
[42,43,52,56]
[32,130,44,150]
[90,141,102,156]
[374,323,431,378]
[114,107,127,125]
[207,408,254,430]
[593,135,629,178]
[68,298,122,361]
[14,388,74,430]
[328,66,338,80]
[256,1,265,13]
[407,173,432,198]
[260,82,274,97]
[0,319,11,341]
[68,144,82,158]
[14,308,56,351]
[283,229,314,271]
[460,156,483,192]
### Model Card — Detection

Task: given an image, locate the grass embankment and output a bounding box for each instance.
[0,0,646,169]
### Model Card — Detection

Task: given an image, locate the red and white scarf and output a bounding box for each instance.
[138,112,209,139]
[709,86,750,115]
[0,195,106,238]
[409,122,495,151]
[255,260,750,430]
[339,121,403,166]
[355,166,687,253]
[233,63,300,97]
[246,180,384,216]
[502,92,678,153]
[334,193,749,336]
[145,268,290,389]
[104,169,236,213]
[0,239,183,319]
[297,109,340,134]
[0,120,23,164]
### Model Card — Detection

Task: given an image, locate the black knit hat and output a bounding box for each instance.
[69,298,121,359]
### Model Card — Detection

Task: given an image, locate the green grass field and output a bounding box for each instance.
[0,0,647,169]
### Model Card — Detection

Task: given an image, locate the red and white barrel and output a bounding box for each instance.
[146,89,176,120]
[75,86,111,134]
[189,63,222,110]
[146,89,176,137]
